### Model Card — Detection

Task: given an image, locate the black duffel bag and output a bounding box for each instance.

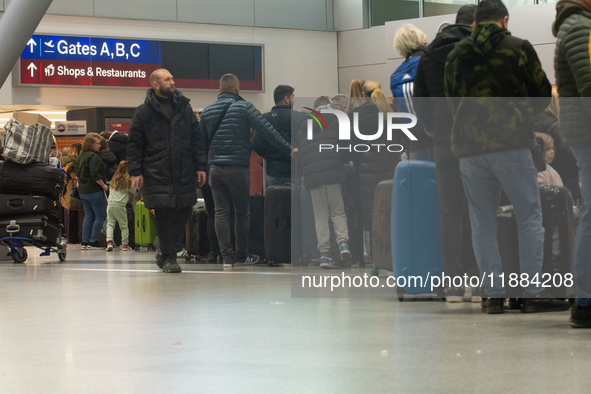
[0,160,65,198]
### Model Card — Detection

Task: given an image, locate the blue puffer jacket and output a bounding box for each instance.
[200,92,292,167]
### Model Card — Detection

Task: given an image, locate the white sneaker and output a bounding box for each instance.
[176,248,188,259]
[469,286,482,303]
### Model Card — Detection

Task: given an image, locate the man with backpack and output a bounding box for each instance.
[200,74,294,268]
[253,85,306,187]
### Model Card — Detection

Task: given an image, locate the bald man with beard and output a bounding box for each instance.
[128,68,207,273]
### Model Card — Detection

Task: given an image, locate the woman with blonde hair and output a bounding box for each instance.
[390,24,433,161]
[348,80,400,258]
[346,79,365,115]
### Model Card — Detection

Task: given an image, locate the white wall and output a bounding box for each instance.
[1,14,338,112]
[338,3,558,95]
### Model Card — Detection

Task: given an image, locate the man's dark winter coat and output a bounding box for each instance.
[127,88,206,210]
[200,92,292,167]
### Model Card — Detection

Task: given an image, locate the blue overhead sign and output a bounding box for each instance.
[21,35,161,64]
[18,34,264,91]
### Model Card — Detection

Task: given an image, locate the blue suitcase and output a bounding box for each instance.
[391,160,443,300]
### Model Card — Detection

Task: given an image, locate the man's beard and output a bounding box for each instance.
[158,87,175,97]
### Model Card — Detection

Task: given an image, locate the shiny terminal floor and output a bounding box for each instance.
[0,245,590,394]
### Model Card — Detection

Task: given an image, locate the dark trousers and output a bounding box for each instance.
[209,165,250,259]
[154,207,192,261]
[202,187,219,254]
[434,144,478,278]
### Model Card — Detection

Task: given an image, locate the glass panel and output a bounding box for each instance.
[424,0,473,18]
[371,0,420,26]
[501,0,536,6]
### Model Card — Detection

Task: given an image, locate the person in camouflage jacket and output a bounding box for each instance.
[442,0,569,315]
[445,19,551,158]
[553,0,591,327]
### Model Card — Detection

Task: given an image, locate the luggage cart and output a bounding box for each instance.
[0,236,67,263]
[0,219,67,265]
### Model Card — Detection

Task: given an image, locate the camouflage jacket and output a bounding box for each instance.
[445,23,551,159]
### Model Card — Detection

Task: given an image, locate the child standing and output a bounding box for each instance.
[106,161,137,251]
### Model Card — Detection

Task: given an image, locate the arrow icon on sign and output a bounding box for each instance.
[27,62,37,77]
[27,38,37,53]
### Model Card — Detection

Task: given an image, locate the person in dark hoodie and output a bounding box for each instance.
[128,68,207,274]
[553,0,591,327]
[414,5,478,303]
[108,130,129,164]
[445,0,569,314]
[98,136,118,181]
[253,85,306,187]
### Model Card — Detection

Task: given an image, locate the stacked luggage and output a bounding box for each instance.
[0,114,66,263]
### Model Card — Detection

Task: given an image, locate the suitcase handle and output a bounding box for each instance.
[8,198,25,209]
[6,220,20,233]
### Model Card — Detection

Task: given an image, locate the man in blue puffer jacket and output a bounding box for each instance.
[200,73,293,268]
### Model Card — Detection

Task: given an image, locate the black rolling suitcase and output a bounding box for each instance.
[497,183,575,298]
[371,180,393,272]
[0,214,62,246]
[0,194,61,221]
[264,185,291,264]
[0,161,64,198]
[186,206,209,260]
[249,194,266,261]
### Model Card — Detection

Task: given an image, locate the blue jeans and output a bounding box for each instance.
[409,146,435,162]
[80,191,108,244]
[459,148,544,297]
[266,175,291,187]
[569,144,591,306]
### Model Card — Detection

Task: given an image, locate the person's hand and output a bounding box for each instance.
[102,183,108,192]
[131,175,143,189]
[290,148,298,158]
[197,171,206,187]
